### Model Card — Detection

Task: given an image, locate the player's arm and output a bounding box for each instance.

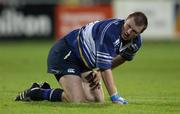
[112,55,126,69]
[112,40,141,69]
[101,69,128,104]
[101,69,117,96]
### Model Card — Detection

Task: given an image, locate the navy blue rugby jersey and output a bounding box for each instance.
[64,19,142,70]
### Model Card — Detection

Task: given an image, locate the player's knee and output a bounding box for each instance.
[85,91,104,102]
[85,95,95,102]
[69,95,86,102]
[92,88,105,103]
[85,96,104,103]
[95,96,104,103]
[64,93,86,103]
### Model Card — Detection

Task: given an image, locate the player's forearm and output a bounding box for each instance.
[101,69,128,104]
[112,55,126,69]
[101,69,117,96]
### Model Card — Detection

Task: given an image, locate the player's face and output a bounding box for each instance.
[121,17,144,41]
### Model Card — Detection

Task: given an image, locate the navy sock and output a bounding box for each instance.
[29,88,44,101]
[42,89,51,100]
[41,88,63,101]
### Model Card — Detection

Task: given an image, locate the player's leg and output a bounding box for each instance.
[15,75,86,102]
[15,81,64,102]
[58,75,87,102]
[15,72,102,102]
[82,81,104,102]
[81,71,104,102]
[46,36,88,102]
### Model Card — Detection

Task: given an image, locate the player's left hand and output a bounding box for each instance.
[85,71,101,90]
[111,92,128,104]
[127,43,139,53]
[120,43,139,61]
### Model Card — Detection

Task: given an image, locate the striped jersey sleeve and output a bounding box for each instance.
[95,20,121,70]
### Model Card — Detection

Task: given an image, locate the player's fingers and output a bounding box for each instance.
[86,72,98,83]
[85,71,93,81]
[88,75,96,83]
[89,80,98,87]
[90,83,100,91]
[89,78,100,89]
[89,75,100,85]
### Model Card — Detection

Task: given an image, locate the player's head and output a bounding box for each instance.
[121,11,148,41]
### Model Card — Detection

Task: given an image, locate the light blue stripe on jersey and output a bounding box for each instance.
[79,37,95,67]
[97,51,113,59]
[79,21,98,68]
[100,20,120,45]
[97,51,112,64]
[113,39,120,47]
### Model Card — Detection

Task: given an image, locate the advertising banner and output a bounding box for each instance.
[0,5,54,40]
[55,5,112,39]
[176,2,180,36]
[113,0,175,39]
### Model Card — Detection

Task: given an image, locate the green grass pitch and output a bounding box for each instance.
[0,40,180,114]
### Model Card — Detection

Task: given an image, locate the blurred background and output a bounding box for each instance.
[0,0,179,40]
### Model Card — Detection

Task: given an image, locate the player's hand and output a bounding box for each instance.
[111,92,128,104]
[123,43,139,55]
[85,71,101,91]
[120,43,139,61]
[127,43,139,53]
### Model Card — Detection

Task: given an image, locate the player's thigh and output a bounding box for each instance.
[59,75,86,102]
[82,81,104,102]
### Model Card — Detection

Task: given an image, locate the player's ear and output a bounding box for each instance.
[140,25,147,33]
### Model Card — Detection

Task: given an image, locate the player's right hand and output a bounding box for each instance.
[85,71,101,90]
